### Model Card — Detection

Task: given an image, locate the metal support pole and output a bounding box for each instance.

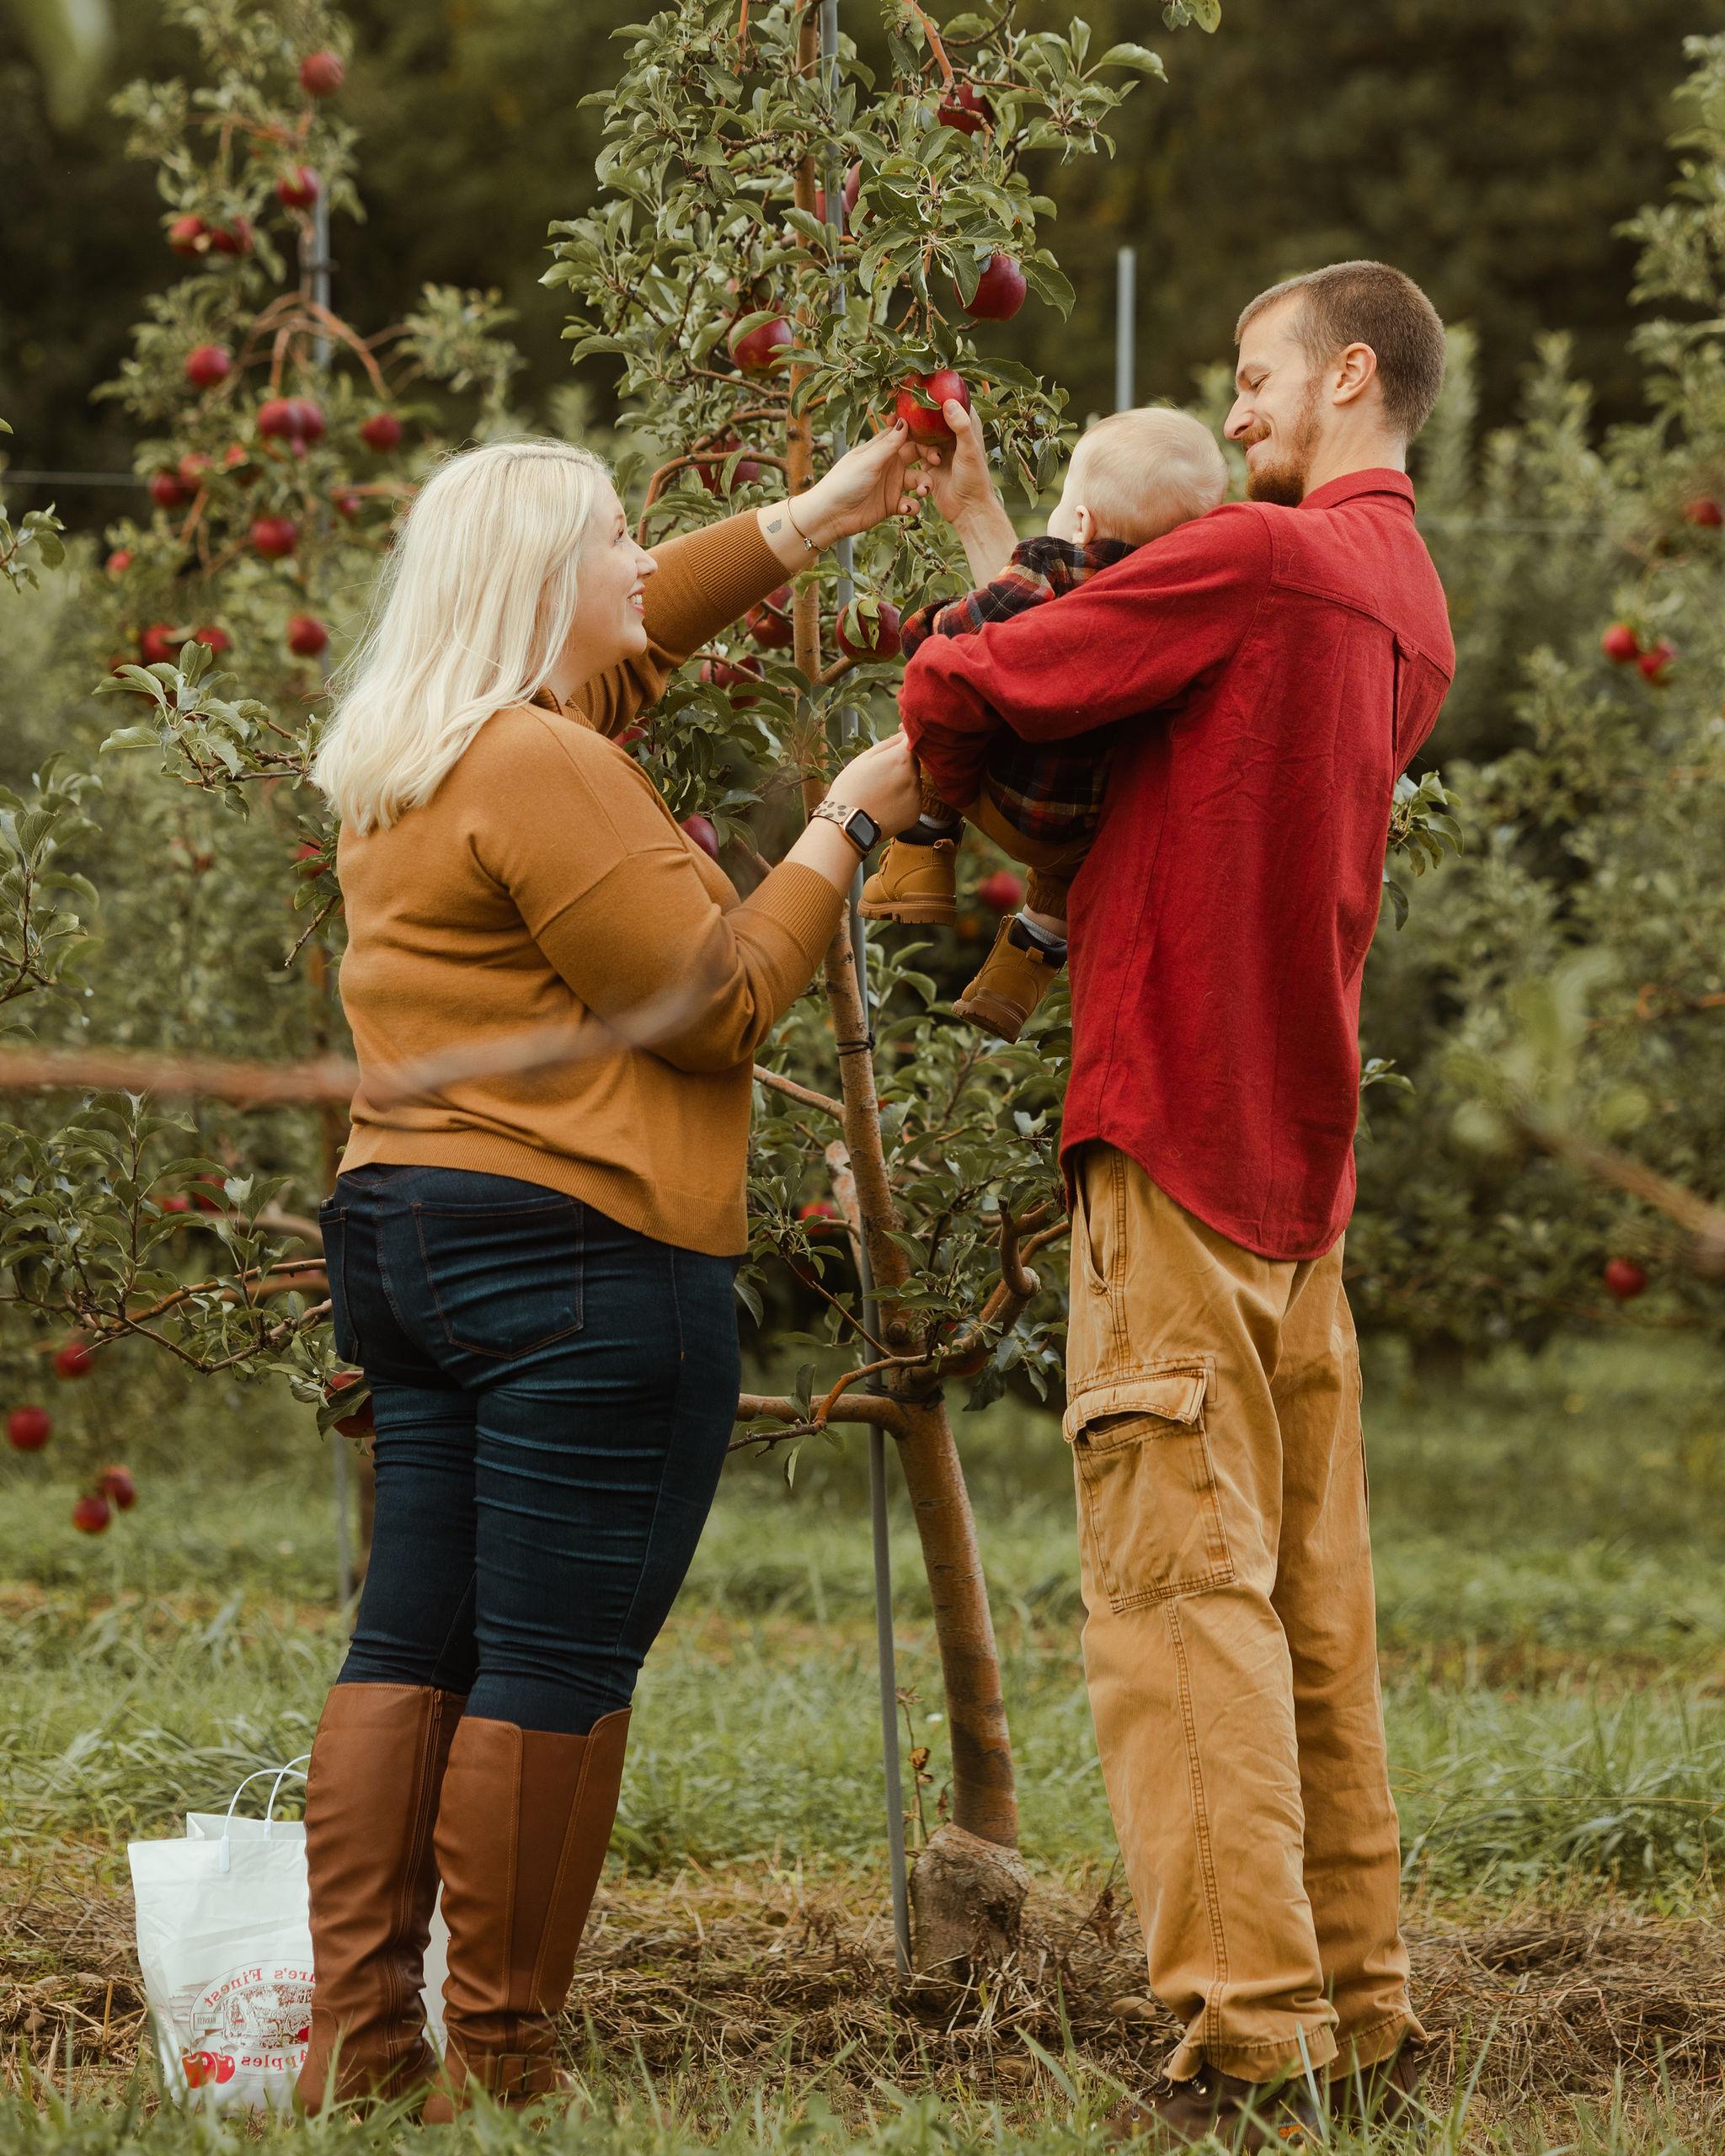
[301,188,352,1609]
[821,0,911,1977]
[1115,245,1136,413]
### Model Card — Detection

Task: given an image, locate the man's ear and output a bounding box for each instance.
[1332,341,1380,409]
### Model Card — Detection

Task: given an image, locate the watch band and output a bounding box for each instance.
[813,798,881,856]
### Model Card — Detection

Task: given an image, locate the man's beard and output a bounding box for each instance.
[1244,377,1322,506]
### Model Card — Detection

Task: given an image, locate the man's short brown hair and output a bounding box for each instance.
[1235,261,1446,441]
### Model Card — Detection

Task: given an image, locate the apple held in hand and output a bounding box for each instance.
[836,599,903,662]
[960,254,1027,322]
[7,1406,51,1452]
[326,1370,374,1438]
[894,371,970,442]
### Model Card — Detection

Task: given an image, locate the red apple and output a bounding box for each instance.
[326,1370,374,1438]
[358,410,403,452]
[286,398,325,444]
[72,1492,111,1534]
[1599,622,1639,664]
[937,81,993,134]
[182,2052,217,2088]
[745,586,795,648]
[214,2056,235,2085]
[1603,1256,1649,1301]
[1684,497,1723,528]
[617,721,647,749]
[104,549,132,577]
[287,613,329,658]
[962,253,1028,322]
[177,452,213,488]
[699,654,763,705]
[257,398,297,440]
[331,488,364,521]
[98,1465,137,1511]
[681,813,721,858]
[54,1338,94,1380]
[977,868,1025,914]
[7,1406,51,1452]
[184,344,232,391]
[276,166,319,211]
[168,213,208,257]
[249,515,298,559]
[222,442,255,478]
[693,437,761,494]
[843,160,862,221]
[162,1194,192,1213]
[1637,640,1676,686]
[299,49,344,97]
[798,1198,840,1224]
[729,316,793,374]
[148,471,191,510]
[190,624,231,654]
[836,599,903,661]
[208,216,254,256]
[139,623,183,665]
[894,370,970,442]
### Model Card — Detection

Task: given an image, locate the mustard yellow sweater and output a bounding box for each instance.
[335,510,843,1257]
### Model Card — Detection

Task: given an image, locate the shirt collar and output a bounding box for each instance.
[1298,468,1415,513]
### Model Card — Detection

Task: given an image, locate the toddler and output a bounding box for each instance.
[862,406,1228,1040]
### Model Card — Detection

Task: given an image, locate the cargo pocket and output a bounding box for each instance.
[1065,1358,1234,1611]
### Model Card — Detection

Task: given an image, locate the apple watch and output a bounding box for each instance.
[813,799,881,857]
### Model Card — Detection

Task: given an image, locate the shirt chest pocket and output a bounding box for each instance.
[1064,1358,1234,1610]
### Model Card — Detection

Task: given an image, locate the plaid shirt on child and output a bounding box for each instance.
[900,535,1137,843]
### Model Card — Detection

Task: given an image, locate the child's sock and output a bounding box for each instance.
[1009,912,1068,959]
[901,813,961,845]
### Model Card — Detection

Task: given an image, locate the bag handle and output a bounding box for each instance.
[216,1754,311,1873]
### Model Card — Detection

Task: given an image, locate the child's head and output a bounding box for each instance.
[1046,407,1228,548]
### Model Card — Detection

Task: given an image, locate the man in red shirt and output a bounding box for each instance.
[900,262,1454,2151]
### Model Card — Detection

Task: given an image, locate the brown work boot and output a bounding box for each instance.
[1104,2064,1322,2151]
[858,833,959,925]
[952,915,1065,1042]
[1327,2037,1434,2128]
[295,1681,467,2114]
[419,1709,631,2120]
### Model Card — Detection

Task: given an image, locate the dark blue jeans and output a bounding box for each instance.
[320,1166,740,1735]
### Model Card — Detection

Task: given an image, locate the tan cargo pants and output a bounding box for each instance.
[1065,1143,1423,2084]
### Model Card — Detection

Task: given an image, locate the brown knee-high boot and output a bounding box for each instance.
[295,1681,467,2113]
[420,1708,630,2119]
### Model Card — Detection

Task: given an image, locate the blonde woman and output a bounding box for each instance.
[294,432,923,2119]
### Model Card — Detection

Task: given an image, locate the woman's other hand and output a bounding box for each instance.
[827,729,923,835]
[910,401,1018,584]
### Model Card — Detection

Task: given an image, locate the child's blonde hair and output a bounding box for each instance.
[1070,407,1228,545]
[313,438,611,834]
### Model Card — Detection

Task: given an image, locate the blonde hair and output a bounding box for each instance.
[1069,407,1228,545]
[313,438,611,833]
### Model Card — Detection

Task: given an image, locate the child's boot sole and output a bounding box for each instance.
[857,894,959,926]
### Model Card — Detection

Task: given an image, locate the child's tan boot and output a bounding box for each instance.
[859,835,958,926]
[953,916,1065,1043]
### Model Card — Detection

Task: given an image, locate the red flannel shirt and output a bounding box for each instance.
[899,470,1454,1261]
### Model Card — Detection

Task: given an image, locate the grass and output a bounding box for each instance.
[3,1332,1725,2147]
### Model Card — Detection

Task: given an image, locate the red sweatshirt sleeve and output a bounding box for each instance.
[899,504,1272,808]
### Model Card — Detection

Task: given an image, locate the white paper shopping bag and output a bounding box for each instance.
[129,1758,449,2116]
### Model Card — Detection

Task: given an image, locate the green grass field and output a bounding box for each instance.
[4,1333,1724,2150]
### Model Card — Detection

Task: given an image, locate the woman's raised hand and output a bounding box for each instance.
[827,729,923,836]
[793,420,926,547]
